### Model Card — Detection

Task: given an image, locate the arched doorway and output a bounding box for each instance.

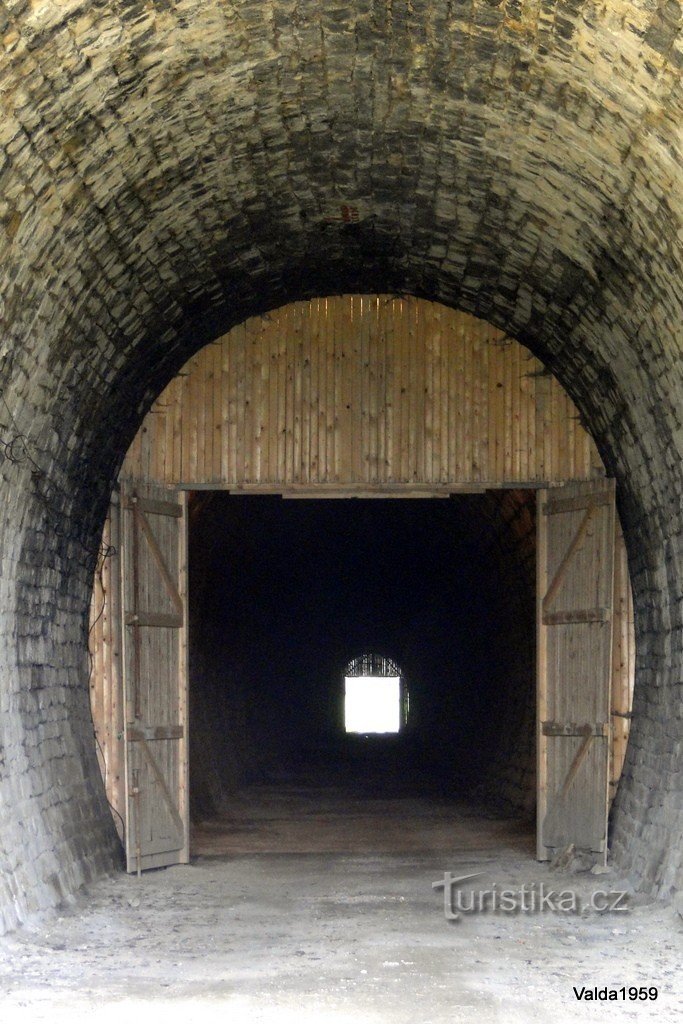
[89,296,635,874]
[343,653,408,736]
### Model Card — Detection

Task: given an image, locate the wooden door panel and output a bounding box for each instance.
[541,728,610,850]
[537,478,616,863]
[120,482,189,874]
[127,736,185,860]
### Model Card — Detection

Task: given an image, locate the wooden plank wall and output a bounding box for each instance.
[610,522,636,797]
[89,494,125,841]
[122,296,603,490]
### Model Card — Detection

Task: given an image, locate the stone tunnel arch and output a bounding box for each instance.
[0,1,679,931]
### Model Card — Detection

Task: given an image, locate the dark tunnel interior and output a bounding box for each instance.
[188,491,537,830]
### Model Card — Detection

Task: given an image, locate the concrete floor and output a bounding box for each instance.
[0,780,681,1023]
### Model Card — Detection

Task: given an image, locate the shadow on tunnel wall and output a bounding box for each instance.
[188,491,537,822]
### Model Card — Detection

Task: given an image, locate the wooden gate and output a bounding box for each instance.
[119,481,189,873]
[537,479,616,863]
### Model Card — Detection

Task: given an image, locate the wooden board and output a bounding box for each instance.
[537,478,616,863]
[122,296,603,490]
[119,481,189,873]
[610,520,635,800]
[89,492,125,840]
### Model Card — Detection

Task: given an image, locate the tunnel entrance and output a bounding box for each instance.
[188,492,538,859]
[88,297,636,876]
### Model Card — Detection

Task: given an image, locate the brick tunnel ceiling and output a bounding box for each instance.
[0,0,679,470]
[0,0,681,930]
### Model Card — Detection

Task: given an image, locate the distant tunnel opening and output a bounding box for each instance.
[188,491,538,854]
[343,653,407,736]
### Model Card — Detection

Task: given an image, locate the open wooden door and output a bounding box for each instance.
[537,478,616,864]
[119,481,189,873]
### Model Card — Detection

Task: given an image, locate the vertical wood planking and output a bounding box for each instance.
[220,334,231,483]
[300,301,311,484]
[363,296,376,484]
[275,306,287,484]
[436,303,448,484]
[107,495,122,829]
[610,521,635,798]
[323,300,333,482]
[333,295,345,483]
[423,300,434,483]
[292,302,302,484]
[187,352,199,485]
[244,321,254,483]
[536,487,549,860]
[117,482,189,873]
[373,297,386,484]
[398,298,408,480]
[537,479,616,862]
[200,345,211,484]
[120,296,604,490]
[178,489,189,862]
[519,347,530,481]
[89,494,124,841]
[383,296,396,482]
[463,311,473,482]
[342,294,357,482]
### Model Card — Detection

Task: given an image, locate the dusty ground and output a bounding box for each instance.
[0,783,680,1023]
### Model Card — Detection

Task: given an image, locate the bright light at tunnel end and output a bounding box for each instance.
[344,676,401,734]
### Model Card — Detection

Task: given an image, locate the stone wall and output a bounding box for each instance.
[472,491,537,818]
[0,0,681,929]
